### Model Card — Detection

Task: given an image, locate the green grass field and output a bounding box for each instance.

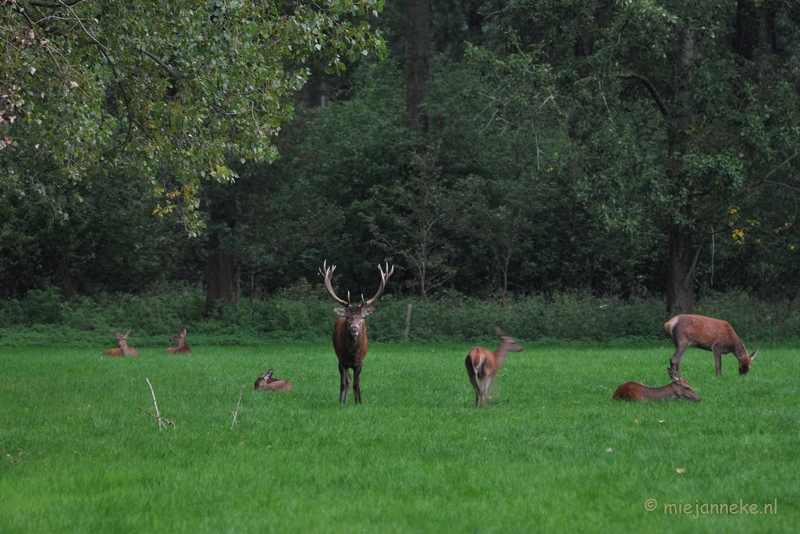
[1,341,797,533]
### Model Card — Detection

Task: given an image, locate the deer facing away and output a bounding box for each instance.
[102,329,138,357]
[665,314,758,376]
[465,327,524,407]
[612,368,701,402]
[254,369,293,392]
[319,260,394,404]
[165,328,192,354]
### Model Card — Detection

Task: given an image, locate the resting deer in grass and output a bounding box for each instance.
[319,260,394,404]
[254,369,293,392]
[665,314,758,376]
[465,327,524,407]
[165,328,192,354]
[612,368,701,402]
[102,329,138,357]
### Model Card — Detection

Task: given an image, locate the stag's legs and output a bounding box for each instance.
[339,362,352,404]
[352,363,363,404]
[479,375,494,407]
[669,344,689,374]
[713,349,723,377]
[465,356,481,407]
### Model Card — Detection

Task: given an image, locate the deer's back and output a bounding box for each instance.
[666,314,738,350]
[467,346,497,377]
[612,382,647,401]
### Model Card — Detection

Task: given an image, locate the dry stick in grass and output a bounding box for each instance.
[137,406,175,428]
[137,378,175,429]
[231,384,246,427]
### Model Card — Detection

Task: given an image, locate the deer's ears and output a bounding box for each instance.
[363,306,377,317]
[750,349,759,361]
[668,368,681,383]
[333,307,346,317]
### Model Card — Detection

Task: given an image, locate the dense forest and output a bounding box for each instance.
[2,0,800,334]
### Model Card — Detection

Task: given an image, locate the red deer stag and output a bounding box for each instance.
[665,314,758,376]
[465,327,524,407]
[165,328,192,354]
[319,260,394,404]
[254,369,293,392]
[102,329,138,357]
[612,368,701,402]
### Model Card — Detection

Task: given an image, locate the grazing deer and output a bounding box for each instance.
[465,327,524,407]
[254,369,293,392]
[665,314,758,376]
[165,328,192,354]
[319,260,394,404]
[102,329,138,357]
[612,368,701,402]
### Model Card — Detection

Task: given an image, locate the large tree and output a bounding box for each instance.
[478,0,800,313]
[1,0,385,233]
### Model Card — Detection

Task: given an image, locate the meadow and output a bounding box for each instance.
[0,341,797,533]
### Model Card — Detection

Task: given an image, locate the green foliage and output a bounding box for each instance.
[3,288,799,347]
[1,344,798,531]
[1,0,385,232]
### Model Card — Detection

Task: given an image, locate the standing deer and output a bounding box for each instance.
[165,328,192,354]
[465,327,524,407]
[102,329,138,357]
[319,260,394,404]
[254,369,293,392]
[612,368,701,402]
[665,314,758,376]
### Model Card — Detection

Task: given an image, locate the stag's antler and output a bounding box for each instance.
[319,260,349,305]
[364,263,395,306]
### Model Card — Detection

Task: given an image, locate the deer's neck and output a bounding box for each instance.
[643,383,680,400]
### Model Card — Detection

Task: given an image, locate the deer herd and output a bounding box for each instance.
[102,261,759,407]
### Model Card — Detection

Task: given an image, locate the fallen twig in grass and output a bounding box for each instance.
[140,378,175,429]
[137,406,175,428]
[231,384,246,427]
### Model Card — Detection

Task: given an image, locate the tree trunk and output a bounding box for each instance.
[666,220,694,316]
[204,184,237,317]
[204,232,235,317]
[406,0,430,133]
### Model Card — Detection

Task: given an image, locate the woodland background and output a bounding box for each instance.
[2,0,800,343]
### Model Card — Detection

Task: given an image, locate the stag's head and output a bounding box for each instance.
[114,329,132,347]
[170,328,187,345]
[738,349,758,375]
[319,260,394,338]
[255,369,274,390]
[495,326,524,353]
[667,368,701,402]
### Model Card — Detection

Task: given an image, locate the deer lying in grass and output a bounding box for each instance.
[612,368,700,402]
[102,329,138,357]
[665,314,758,376]
[165,328,192,354]
[254,369,293,392]
[465,327,524,407]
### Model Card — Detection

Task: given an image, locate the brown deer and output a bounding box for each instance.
[319,260,394,404]
[612,368,701,402]
[465,327,524,407]
[665,314,758,376]
[165,328,192,354]
[254,369,293,392]
[102,329,138,357]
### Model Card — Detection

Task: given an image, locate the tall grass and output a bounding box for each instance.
[1,342,797,532]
